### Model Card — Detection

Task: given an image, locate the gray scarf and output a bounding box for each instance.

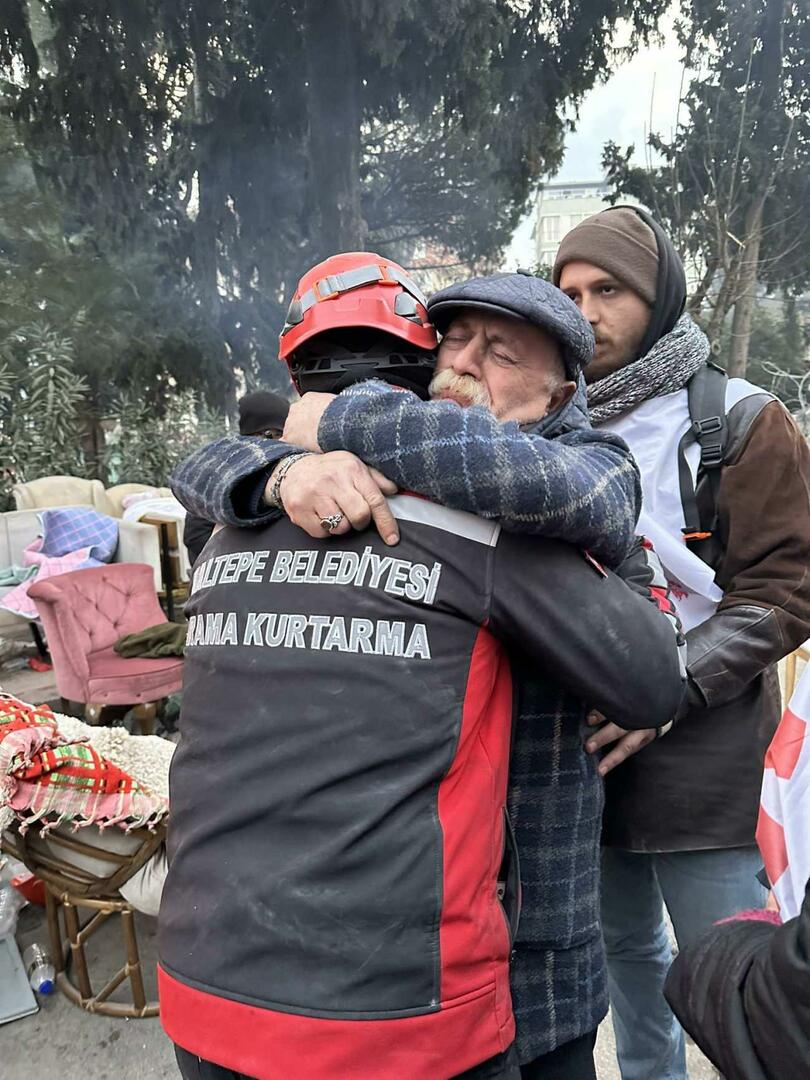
[587,314,710,424]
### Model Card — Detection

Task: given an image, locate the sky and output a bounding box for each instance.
[504,9,688,267]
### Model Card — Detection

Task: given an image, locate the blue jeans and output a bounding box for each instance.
[601,845,767,1080]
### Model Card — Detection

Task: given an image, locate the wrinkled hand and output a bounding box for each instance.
[282,393,337,453]
[267,450,399,544]
[584,710,658,777]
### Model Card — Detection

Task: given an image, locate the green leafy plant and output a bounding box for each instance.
[0,321,88,509]
[0,324,229,509]
[102,387,228,488]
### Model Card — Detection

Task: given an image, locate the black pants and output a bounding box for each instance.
[520,1030,597,1080]
[175,1048,248,1080]
[176,1043,521,1079]
[456,1045,521,1078]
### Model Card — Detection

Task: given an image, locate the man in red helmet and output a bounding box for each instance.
[279,252,439,391]
[165,255,684,1079]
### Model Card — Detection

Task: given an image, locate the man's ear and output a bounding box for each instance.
[547,380,577,414]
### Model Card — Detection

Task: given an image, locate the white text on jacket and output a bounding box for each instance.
[185,611,431,660]
[190,547,443,606]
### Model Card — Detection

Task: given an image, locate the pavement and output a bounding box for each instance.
[1,902,175,1080]
[1,901,717,1080]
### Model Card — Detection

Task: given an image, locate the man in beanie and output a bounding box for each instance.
[183,390,290,565]
[552,206,810,1079]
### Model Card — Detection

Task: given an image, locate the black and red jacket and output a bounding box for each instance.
[159,495,683,1079]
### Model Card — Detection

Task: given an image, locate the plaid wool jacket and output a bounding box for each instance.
[171,379,642,1060]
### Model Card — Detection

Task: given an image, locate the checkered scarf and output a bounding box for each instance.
[0,695,168,834]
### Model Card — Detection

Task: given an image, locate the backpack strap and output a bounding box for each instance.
[677,362,728,559]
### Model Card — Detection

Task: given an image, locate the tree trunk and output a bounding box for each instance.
[688,255,718,318]
[25,0,57,75]
[727,0,785,379]
[190,18,221,321]
[305,0,366,257]
[706,260,739,349]
[727,198,764,378]
[80,411,105,475]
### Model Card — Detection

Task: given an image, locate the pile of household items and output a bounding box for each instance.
[0,692,172,1023]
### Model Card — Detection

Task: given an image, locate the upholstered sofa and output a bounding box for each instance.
[12,476,113,514]
[12,477,172,519]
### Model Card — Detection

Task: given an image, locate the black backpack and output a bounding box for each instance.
[677,362,728,564]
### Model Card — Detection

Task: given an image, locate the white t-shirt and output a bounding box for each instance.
[598,379,763,632]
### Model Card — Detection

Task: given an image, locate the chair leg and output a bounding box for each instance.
[121,908,148,1012]
[85,703,105,726]
[63,900,93,1001]
[29,621,50,661]
[45,889,64,974]
[132,702,157,736]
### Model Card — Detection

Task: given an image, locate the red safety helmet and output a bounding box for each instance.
[279,252,437,362]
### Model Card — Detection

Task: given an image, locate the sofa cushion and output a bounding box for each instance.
[86,646,183,704]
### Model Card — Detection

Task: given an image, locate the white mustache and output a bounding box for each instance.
[428,369,491,408]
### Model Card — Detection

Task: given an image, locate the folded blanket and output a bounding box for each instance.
[0,694,169,835]
[0,566,37,587]
[121,496,186,528]
[39,507,118,563]
[114,621,187,658]
[0,544,95,620]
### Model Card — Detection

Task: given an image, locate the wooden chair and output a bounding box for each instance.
[3,819,166,1018]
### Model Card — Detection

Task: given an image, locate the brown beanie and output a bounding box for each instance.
[552,207,659,305]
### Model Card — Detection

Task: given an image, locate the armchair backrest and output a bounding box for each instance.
[29,564,167,699]
[13,476,113,515]
[0,508,45,568]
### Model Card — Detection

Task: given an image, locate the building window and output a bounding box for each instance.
[540,215,561,242]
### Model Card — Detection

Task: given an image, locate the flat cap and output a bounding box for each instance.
[427,271,594,377]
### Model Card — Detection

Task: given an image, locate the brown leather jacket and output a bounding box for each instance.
[604,396,810,851]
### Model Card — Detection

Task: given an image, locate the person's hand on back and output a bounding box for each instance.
[282,393,336,453]
[584,710,663,775]
[266,451,400,545]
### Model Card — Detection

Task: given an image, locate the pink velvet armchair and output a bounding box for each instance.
[29,563,184,733]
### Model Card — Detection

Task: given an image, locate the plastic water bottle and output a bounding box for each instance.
[22,943,55,994]
[0,884,25,937]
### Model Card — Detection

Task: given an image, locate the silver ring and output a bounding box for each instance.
[320,512,344,532]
